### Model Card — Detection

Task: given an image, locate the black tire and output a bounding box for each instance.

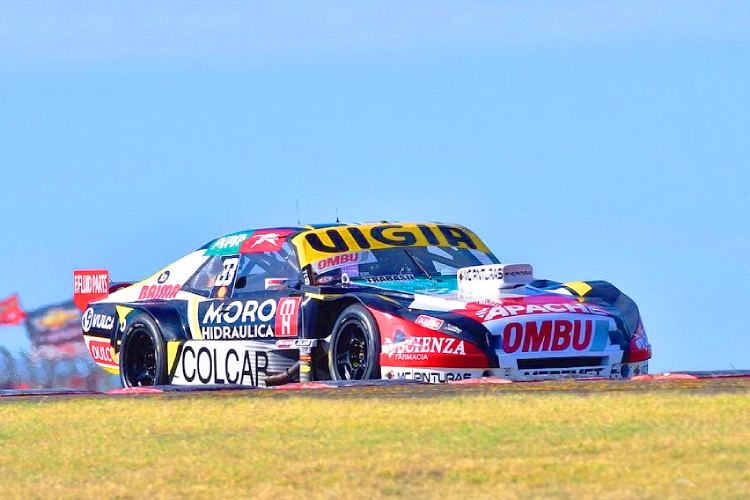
[119,312,167,388]
[328,304,381,381]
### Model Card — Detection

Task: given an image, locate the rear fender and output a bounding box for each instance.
[112,302,190,352]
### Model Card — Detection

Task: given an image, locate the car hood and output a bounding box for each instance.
[349,276,629,365]
[349,276,619,320]
[350,276,460,296]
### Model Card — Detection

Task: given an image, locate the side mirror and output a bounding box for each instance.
[235,276,247,289]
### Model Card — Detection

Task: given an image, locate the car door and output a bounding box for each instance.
[195,243,304,341]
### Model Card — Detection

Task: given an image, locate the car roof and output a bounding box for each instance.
[196,221,493,268]
[198,221,411,250]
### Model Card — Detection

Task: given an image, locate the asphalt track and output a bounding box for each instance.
[1,371,749,401]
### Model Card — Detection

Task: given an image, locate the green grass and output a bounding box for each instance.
[0,381,749,498]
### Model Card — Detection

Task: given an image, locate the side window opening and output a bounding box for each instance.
[183,242,301,297]
[233,242,301,296]
[183,255,230,297]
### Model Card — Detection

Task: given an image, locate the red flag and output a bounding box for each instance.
[0,294,26,326]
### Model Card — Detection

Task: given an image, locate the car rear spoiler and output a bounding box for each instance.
[109,281,134,293]
[73,269,111,312]
[73,270,137,311]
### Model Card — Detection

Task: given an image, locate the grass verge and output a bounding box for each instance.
[0,380,748,498]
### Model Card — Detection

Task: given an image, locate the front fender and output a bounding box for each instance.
[355,292,496,369]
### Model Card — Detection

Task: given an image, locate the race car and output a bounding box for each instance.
[74,222,651,388]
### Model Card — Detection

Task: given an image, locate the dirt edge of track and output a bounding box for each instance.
[1,371,749,402]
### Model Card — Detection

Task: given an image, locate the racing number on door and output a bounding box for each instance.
[215,257,239,287]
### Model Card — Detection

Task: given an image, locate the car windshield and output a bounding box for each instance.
[311,246,499,285]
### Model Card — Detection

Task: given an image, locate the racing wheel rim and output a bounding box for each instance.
[123,328,158,386]
[333,318,369,380]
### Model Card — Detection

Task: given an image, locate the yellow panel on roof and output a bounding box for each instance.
[291,222,491,267]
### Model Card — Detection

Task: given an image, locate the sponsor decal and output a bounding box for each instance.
[138,284,181,300]
[475,301,609,322]
[312,251,376,273]
[458,266,503,281]
[202,299,276,323]
[199,298,279,340]
[501,318,610,354]
[81,307,115,333]
[383,330,465,361]
[415,315,444,331]
[275,338,315,349]
[457,264,534,296]
[303,224,479,254]
[73,270,110,311]
[205,232,249,256]
[520,367,606,377]
[87,338,118,369]
[443,323,462,335]
[296,223,490,267]
[240,229,295,254]
[370,308,488,369]
[275,297,301,338]
[364,274,414,283]
[265,277,288,289]
[385,368,474,383]
[504,268,533,278]
[179,345,269,386]
[215,256,239,287]
[458,264,532,282]
[157,270,170,284]
[81,307,93,331]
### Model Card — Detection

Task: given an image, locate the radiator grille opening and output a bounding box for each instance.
[517,356,607,370]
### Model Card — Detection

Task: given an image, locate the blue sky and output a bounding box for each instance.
[1,1,748,371]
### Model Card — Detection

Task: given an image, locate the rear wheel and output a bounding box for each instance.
[119,313,167,387]
[328,304,381,380]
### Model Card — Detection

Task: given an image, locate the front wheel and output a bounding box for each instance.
[328,304,381,381]
[119,313,167,387]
